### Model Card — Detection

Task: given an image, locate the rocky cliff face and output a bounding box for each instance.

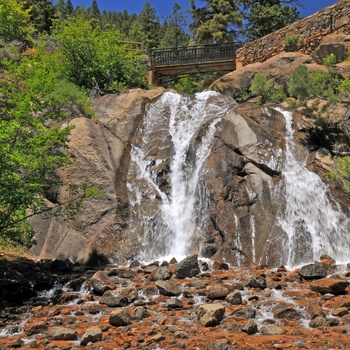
[31,34,350,266]
[31,88,166,264]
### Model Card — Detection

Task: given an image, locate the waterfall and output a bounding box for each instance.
[278,108,350,266]
[127,91,236,261]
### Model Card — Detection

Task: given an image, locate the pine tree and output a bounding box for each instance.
[189,0,242,44]
[88,0,100,20]
[240,0,302,41]
[66,0,74,14]
[55,0,68,20]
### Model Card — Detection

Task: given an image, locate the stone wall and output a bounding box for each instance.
[236,0,350,68]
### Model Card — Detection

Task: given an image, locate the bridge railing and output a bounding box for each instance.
[150,43,242,67]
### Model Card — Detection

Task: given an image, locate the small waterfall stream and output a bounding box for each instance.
[127,91,236,261]
[278,108,350,266]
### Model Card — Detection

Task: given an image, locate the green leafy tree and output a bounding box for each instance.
[0,0,33,42]
[0,46,93,246]
[240,0,301,41]
[189,0,242,44]
[54,16,147,92]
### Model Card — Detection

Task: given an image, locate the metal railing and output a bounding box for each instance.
[150,43,242,67]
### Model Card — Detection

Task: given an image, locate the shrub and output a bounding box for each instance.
[288,65,310,100]
[250,73,286,103]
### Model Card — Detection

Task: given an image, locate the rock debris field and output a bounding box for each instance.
[1,252,350,349]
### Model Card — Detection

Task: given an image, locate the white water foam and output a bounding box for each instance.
[128,91,236,260]
[277,108,350,266]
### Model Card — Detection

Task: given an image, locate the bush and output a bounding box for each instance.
[288,65,310,100]
[250,73,286,103]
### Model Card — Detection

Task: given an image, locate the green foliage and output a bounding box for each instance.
[0,0,33,41]
[190,0,242,44]
[53,16,147,93]
[284,34,300,49]
[288,65,311,100]
[250,73,286,103]
[23,0,55,35]
[159,3,189,49]
[240,0,301,41]
[331,157,350,193]
[288,55,341,101]
[174,75,200,94]
[129,2,160,49]
[0,45,93,245]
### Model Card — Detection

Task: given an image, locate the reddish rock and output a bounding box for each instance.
[310,278,349,295]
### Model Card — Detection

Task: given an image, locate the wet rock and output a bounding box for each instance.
[47,326,78,340]
[88,304,108,314]
[235,307,256,319]
[175,255,200,279]
[134,306,150,320]
[109,309,132,327]
[108,268,136,279]
[247,275,267,289]
[99,294,129,307]
[260,324,285,335]
[80,326,102,346]
[24,321,48,336]
[310,278,349,295]
[226,291,242,305]
[50,259,73,272]
[207,285,230,300]
[155,280,181,296]
[309,316,340,328]
[273,303,302,320]
[197,303,225,327]
[91,270,116,294]
[174,331,188,339]
[165,298,183,309]
[150,266,172,281]
[241,319,258,335]
[189,278,207,288]
[331,307,349,317]
[299,263,328,280]
[8,338,24,348]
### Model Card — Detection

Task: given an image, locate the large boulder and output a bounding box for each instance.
[175,255,200,279]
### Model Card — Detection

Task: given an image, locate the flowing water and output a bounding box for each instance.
[127,93,350,265]
[278,108,350,266]
[127,91,236,261]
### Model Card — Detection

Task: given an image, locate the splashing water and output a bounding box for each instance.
[127,91,236,260]
[278,108,350,266]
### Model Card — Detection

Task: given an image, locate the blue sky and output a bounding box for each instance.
[69,0,339,19]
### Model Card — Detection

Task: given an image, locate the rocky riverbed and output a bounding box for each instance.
[1,251,350,349]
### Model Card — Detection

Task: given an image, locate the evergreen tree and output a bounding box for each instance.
[129,2,160,49]
[88,0,100,20]
[189,0,242,44]
[160,3,189,48]
[54,0,68,20]
[240,0,302,41]
[66,0,74,14]
[23,0,55,34]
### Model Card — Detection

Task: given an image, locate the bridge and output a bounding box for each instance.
[148,43,242,85]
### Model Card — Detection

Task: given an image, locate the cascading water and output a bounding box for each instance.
[127,91,236,261]
[278,108,350,266]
